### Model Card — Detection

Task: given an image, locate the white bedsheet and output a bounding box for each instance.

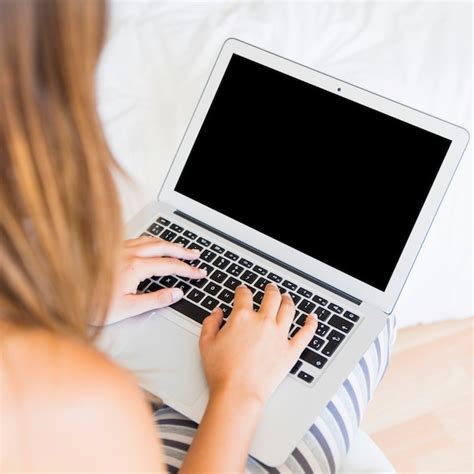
[97,0,472,328]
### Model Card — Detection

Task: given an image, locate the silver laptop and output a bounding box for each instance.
[98,38,469,466]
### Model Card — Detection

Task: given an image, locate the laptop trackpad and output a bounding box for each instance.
[107,313,207,407]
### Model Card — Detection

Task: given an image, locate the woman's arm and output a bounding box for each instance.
[181,389,263,472]
[181,284,318,473]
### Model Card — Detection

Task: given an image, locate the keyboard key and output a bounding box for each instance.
[291,325,301,337]
[224,277,240,290]
[297,299,316,314]
[268,273,282,283]
[327,329,345,343]
[188,288,205,303]
[147,223,164,236]
[321,340,341,357]
[290,360,302,375]
[328,315,354,333]
[137,279,151,292]
[316,322,330,337]
[157,217,170,226]
[282,280,297,291]
[210,269,227,283]
[220,304,232,317]
[202,296,219,311]
[204,282,222,296]
[241,270,258,284]
[297,287,313,299]
[175,281,191,295]
[183,230,197,240]
[312,295,328,306]
[147,282,162,293]
[188,243,203,252]
[170,224,183,233]
[254,291,264,305]
[343,311,360,322]
[211,244,225,254]
[315,306,331,321]
[188,259,200,268]
[196,263,211,275]
[161,275,178,288]
[309,336,325,351]
[297,371,315,383]
[201,250,217,263]
[218,289,234,304]
[328,303,344,314]
[160,230,177,241]
[295,313,307,326]
[301,348,328,369]
[253,265,267,275]
[255,277,270,290]
[224,251,239,261]
[197,237,211,247]
[214,257,231,270]
[174,236,190,247]
[238,258,253,268]
[190,278,207,288]
[288,292,301,305]
[170,298,208,324]
[228,263,244,277]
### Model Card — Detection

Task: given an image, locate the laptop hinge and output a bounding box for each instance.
[174,210,362,306]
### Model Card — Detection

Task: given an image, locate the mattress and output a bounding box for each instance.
[97,0,472,328]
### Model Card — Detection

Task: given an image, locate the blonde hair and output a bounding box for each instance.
[0,0,123,341]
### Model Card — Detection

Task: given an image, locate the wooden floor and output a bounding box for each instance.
[361,318,473,473]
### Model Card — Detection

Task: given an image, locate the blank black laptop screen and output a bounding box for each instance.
[175,54,452,291]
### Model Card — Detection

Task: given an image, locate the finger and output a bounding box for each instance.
[290,314,318,355]
[199,308,224,347]
[125,235,156,247]
[258,283,282,319]
[126,239,202,260]
[124,287,184,316]
[276,292,295,330]
[132,257,207,281]
[232,284,253,312]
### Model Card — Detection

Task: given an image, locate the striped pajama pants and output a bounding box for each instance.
[153,314,397,473]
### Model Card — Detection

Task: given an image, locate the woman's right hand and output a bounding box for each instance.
[199,283,318,407]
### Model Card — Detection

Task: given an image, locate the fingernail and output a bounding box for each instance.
[307,313,318,323]
[238,283,247,288]
[191,248,201,254]
[199,269,207,276]
[171,288,184,302]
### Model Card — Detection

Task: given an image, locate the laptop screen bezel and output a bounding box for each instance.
[158,38,469,314]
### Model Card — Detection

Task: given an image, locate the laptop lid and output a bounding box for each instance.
[158,38,469,314]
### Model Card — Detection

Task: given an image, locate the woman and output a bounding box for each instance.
[0,1,317,470]
[1,1,395,472]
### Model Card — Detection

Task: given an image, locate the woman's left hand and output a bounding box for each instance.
[103,236,206,325]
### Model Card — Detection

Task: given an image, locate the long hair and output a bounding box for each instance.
[0,0,123,341]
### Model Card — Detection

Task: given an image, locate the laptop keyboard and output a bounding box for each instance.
[137,217,361,384]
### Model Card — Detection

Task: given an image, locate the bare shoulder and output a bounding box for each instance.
[1,326,137,406]
[1,326,164,472]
